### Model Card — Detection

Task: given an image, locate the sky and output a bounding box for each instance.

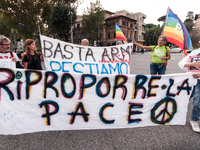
[77,0,200,25]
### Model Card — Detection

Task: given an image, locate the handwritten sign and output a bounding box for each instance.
[0,59,16,68]
[40,35,132,74]
[188,55,200,72]
[0,68,196,135]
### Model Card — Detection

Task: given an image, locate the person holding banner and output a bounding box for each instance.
[178,41,200,133]
[23,39,43,70]
[0,35,23,68]
[117,40,123,45]
[132,35,170,75]
[81,38,89,46]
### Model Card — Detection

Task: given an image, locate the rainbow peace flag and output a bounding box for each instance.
[163,8,192,55]
[115,23,128,44]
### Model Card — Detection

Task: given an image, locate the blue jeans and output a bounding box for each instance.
[191,79,200,121]
[150,63,166,75]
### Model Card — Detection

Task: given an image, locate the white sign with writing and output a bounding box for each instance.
[0,68,196,135]
[0,59,16,68]
[40,35,132,74]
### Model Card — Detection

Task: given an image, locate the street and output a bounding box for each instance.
[0,52,200,150]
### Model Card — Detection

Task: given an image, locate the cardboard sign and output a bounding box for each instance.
[188,55,200,72]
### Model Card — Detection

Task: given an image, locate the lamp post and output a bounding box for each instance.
[133,23,137,51]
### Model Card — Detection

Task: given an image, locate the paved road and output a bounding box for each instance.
[0,52,200,150]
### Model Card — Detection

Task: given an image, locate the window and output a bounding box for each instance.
[113,22,115,26]
[107,22,111,27]
[122,21,125,26]
[108,33,110,39]
[114,32,116,38]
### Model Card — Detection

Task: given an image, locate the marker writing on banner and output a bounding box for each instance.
[43,39,132,63]
[0,69,192,101]
[0,69,193,126]
[49,61,129,74]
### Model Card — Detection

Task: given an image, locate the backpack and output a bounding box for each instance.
[152,45,168,66]
[10,51,23,68]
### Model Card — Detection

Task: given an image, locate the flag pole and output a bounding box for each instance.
[132,23,136,40]
[162,7,170,35]
[38,25,41,35]
[115,23,117,44]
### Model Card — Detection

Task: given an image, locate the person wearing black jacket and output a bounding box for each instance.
[23,39,43,70]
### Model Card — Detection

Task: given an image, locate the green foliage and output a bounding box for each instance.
[82,0,105,45]
[157,15,166,22]
[184,18,194,33]
[144,25,162,46]
[50,3,77,41]
[0,13,12,37]
[145,24,157,30]
[0,0,77,39]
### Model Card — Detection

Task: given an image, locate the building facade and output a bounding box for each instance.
[72,10,146,46]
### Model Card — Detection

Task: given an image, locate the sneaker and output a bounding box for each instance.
[190,120,200,132]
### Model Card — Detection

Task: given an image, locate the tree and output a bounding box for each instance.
[184,11,194,33]
[190,28,200,47]
[157,15,166,22]
[0,13,12,37]
[186,11,194,20]
[50,3,77,42]
[144,25,162,46]
[82,0,105,45]
[0,0,77,39]
[157,15,166,27]
[145,24,157,30]
[184,18,194,33]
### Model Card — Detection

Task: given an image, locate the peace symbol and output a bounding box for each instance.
[151,97,177,124]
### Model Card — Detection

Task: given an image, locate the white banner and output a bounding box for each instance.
[40,35,132,74]
[0,68,196,135]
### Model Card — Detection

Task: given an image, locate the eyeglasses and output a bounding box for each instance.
[1,44,10,46]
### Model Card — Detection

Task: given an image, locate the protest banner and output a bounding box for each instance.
[0,59,16,69]
[40,35,132,75]
[0,68,196,135]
